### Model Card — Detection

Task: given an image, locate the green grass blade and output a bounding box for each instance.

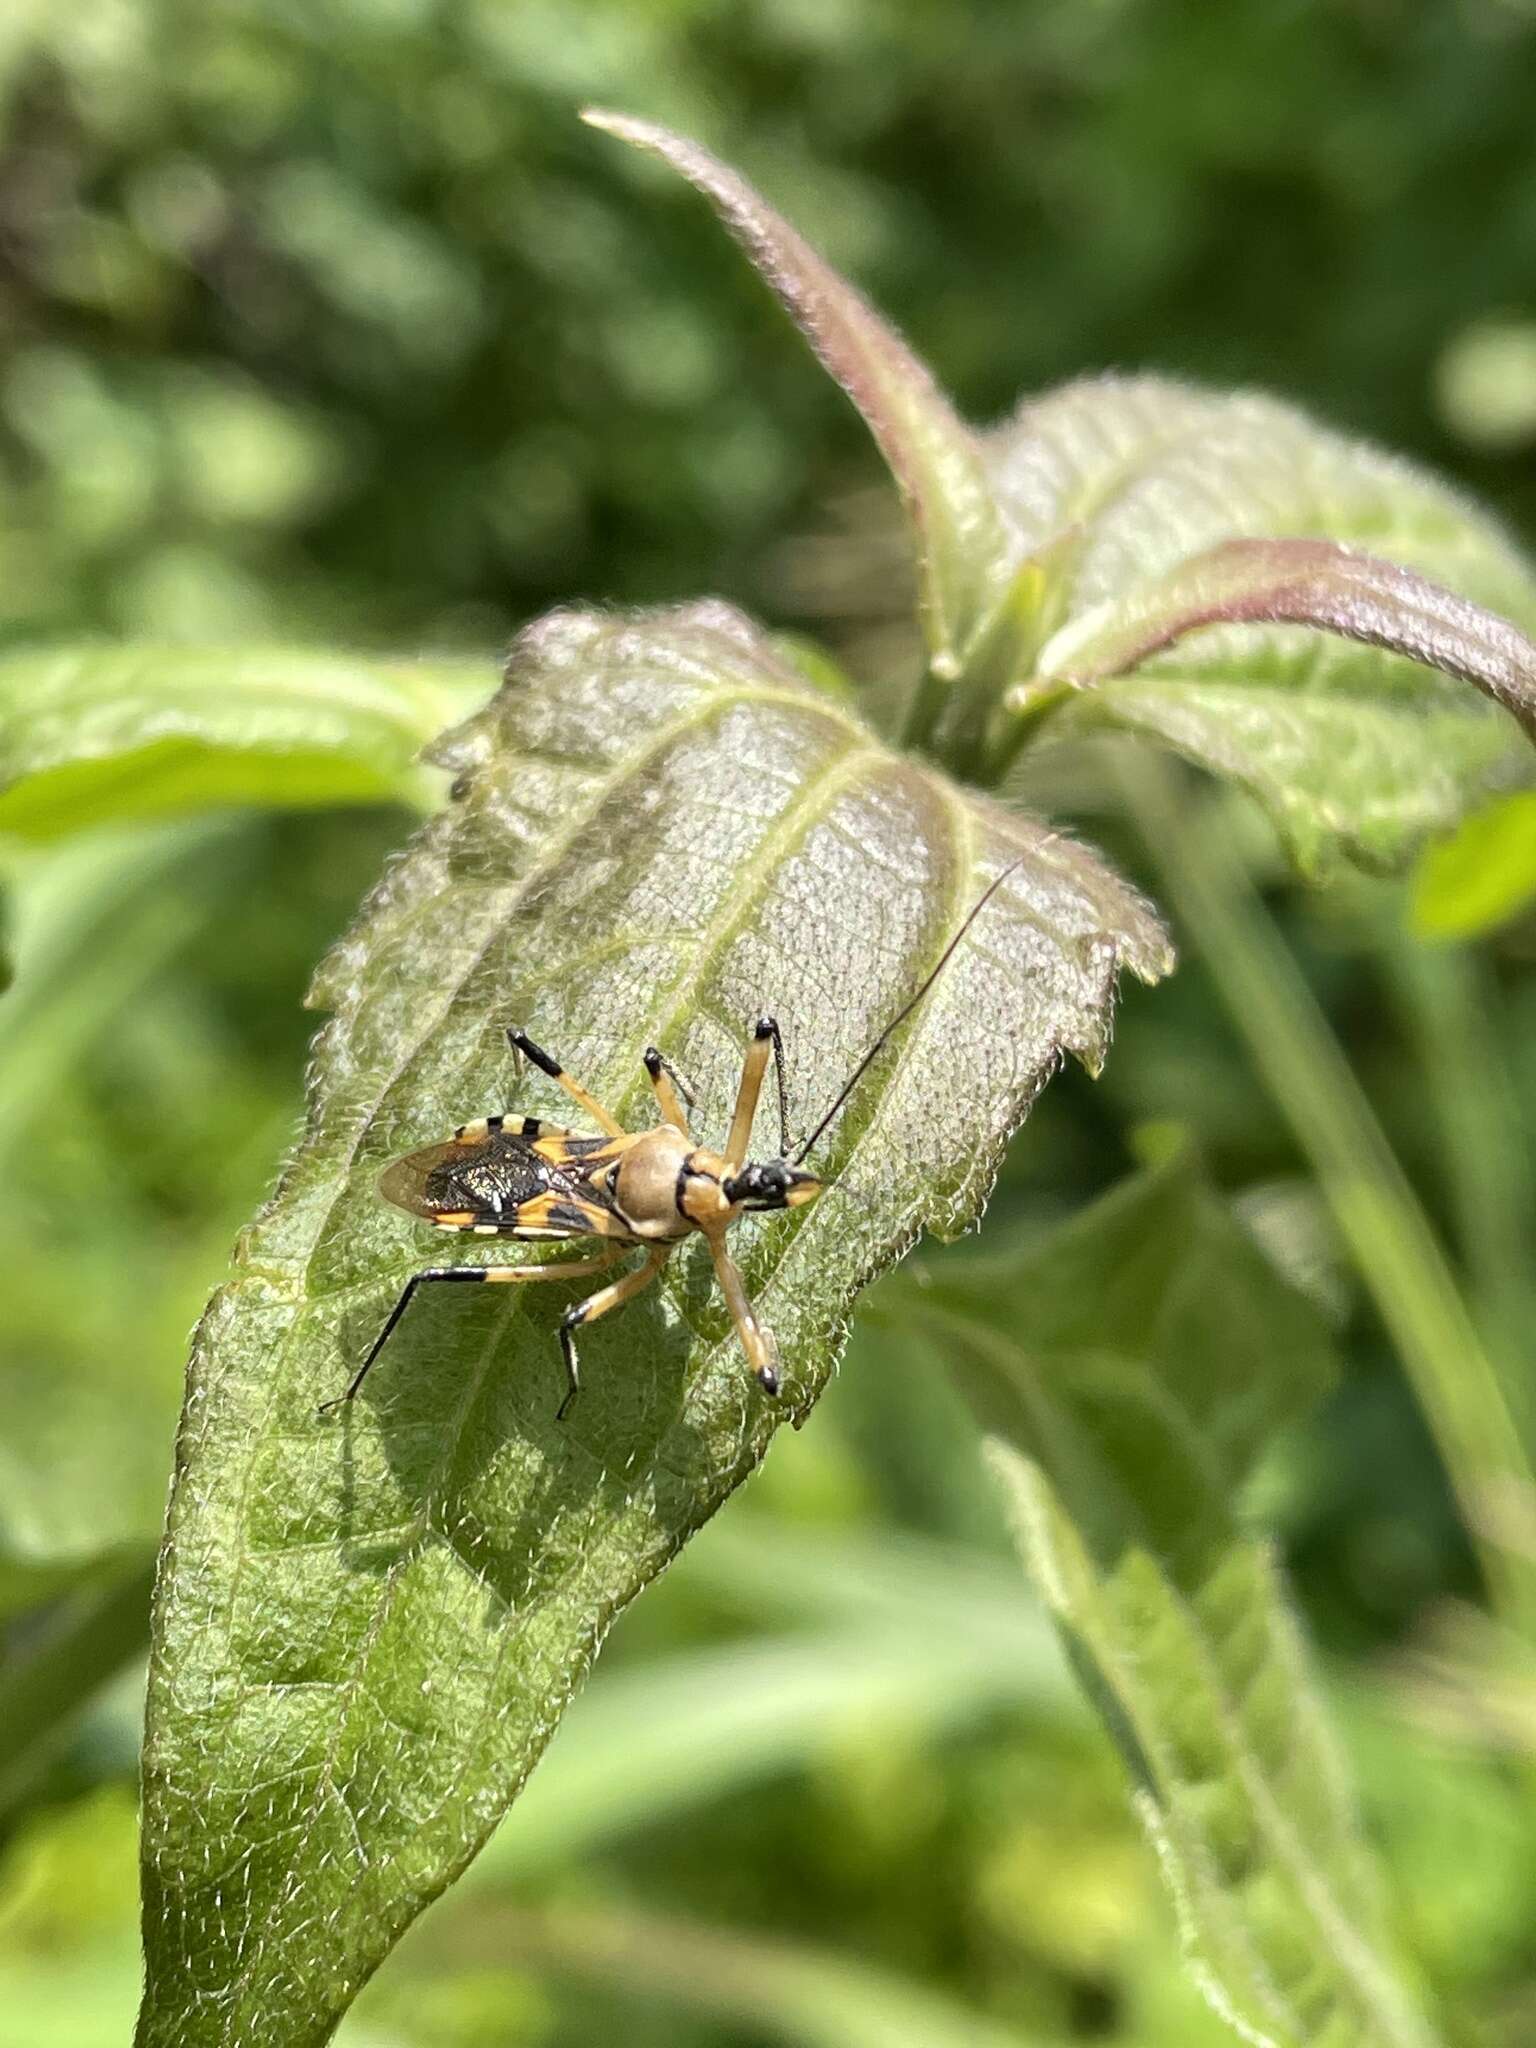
[471,1519,1075,1879]
[1121,755,1536,1639]
[1384,933,1536,1394]
[376,1900,1055,2048]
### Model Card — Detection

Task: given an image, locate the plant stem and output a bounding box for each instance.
[1120,754,1536,1640]
[1384,933,1536,1410]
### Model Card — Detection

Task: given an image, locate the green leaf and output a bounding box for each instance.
[898,1153,1438,2048]
[583,111,1021,689]
[989,375,1536,620]
[1033,534,1536,872]
[1037,538,1536,735]
[992,379,1536,868]
[137,601,1169,2047]
[0,828,219,1618]
[0,1559,156,1829]
[596,114,1536,874]
[1410,790,1536,938]
[0,645,490,838]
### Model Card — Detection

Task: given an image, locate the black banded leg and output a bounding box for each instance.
[320,1267,480,1414]
[643,1046,696,1133]
[507,1025,626,1138]
[724,1014,792,1167]
[556,1247,671,1420]
[454,1113,572,1144]
[704,1232,781,1396]
[320,1249,628,1416]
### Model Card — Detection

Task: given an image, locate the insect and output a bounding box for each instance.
[319,860,1022,1420]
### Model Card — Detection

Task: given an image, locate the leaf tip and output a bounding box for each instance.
[580,107,694,173]
[579,105,638,142]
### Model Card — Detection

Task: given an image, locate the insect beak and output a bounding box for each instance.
[783,1170,822,1207]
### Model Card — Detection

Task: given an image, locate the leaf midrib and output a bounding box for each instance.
[1148,1544,1427,2048]
[178,683,889,2019]
[298,680,866,1282]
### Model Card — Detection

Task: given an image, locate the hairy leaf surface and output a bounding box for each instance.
[596,109,1536,874]
[1031,525,1536,871]
[993,382,1536,866]
[0,644,488,836]
[896,1154,1436,2048]
[137,601,1169,2045]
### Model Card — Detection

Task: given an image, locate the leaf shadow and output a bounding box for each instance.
[328,1271,696,1618]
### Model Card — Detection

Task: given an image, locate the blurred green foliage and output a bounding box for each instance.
[3,3,1536,2044]
[5,0,1536,653]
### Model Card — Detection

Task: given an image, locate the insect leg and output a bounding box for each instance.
[458,1114,571,1144]
[320,1248,629,1415]
[643,1046,695,1132]
[724,1014,791,1167]
[704,1233,781,1396]
[507,1026,626,1138]
[557,1246,671,1420]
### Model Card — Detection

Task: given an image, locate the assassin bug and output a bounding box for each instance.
[319,860,1023,1421]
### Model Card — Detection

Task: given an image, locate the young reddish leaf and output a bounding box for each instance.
[583,130,1536,873]
[582,111,1021,687]
[1036,537,1536,740]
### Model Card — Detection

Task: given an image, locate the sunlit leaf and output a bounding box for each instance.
[991,380,1536,871]
[605,113,1536,874]
[989,376,1535,620]
[1038,538,1536,734]
[0,645,490,838]
[897,1153,1438,2048]
[1411,791,1536,938]
[1033,534,1536,871]
[136,601,1169,2046]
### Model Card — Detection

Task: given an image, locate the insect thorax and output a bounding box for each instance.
[614,1125,709,1240]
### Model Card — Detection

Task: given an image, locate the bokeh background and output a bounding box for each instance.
[3,3,1536,2043]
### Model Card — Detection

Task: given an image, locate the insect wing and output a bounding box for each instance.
[378,1127,633,1239]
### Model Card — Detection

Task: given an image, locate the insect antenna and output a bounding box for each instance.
[793,857,1027,1167]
